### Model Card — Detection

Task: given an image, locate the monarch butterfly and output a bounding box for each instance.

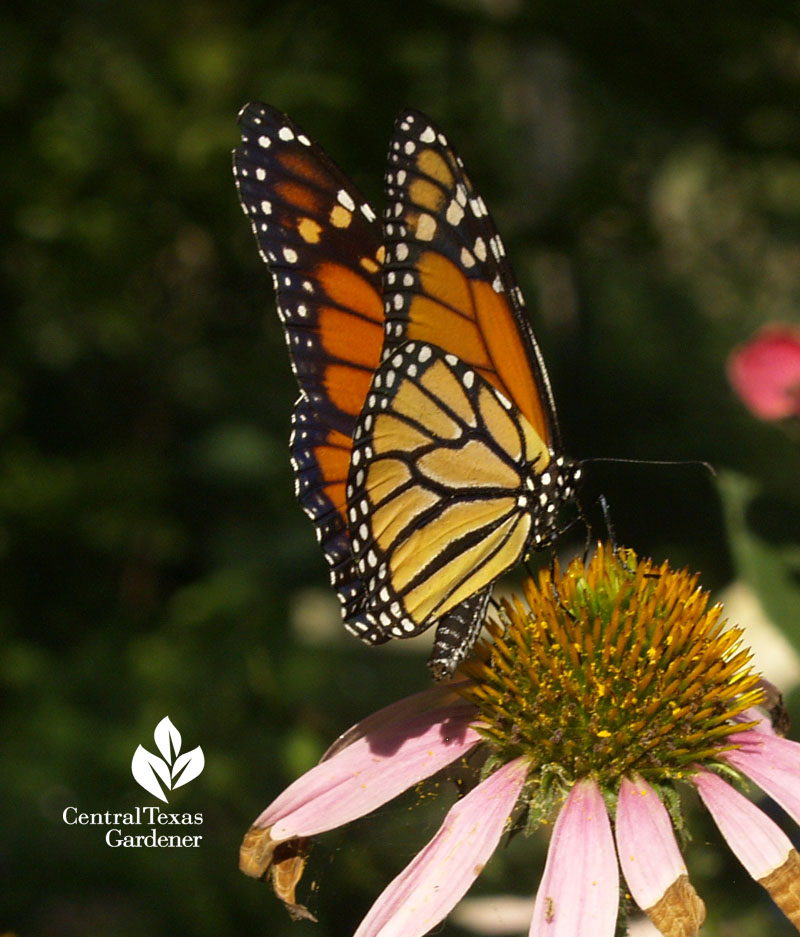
[346,110,582,671]
[233,104,527,675]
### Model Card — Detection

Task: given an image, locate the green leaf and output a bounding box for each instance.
[717,470,800,652]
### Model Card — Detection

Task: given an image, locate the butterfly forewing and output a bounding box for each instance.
[381,109,562,452]
[233,103,386,642]
[290,399,382,635]
[234,102,384,438]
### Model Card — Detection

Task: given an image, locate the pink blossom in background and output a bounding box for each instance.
[727,325,800,420]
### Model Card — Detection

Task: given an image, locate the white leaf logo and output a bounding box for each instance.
[154,715,182,762]
[131,716,204,802]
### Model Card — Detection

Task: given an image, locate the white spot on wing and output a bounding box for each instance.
[446,200,464,226]
[416,214,437,241]
[337,189,356,211]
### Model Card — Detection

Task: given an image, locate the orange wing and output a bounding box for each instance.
[381,109,561,453]
[233,103,385,639]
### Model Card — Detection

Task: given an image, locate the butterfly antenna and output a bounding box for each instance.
[581,456,716,478]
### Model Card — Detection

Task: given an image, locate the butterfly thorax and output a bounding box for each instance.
[524,454,583,550]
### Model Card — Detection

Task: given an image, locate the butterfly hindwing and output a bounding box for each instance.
[382,109,562,452]
[347,341,577,643]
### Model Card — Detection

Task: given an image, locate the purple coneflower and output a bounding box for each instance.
[240,545,800,936]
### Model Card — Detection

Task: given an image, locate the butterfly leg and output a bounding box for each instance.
[544,549,574,613]
[568,492,620,564]
[597,493,619,554]
[577,493,642,576]
[574,496,598,564]
[428,588,493,680]
[594,494,640,574]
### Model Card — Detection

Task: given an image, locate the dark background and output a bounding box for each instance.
[4,2,800,935]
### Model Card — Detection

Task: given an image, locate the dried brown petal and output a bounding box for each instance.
[239,826,316,921]
[756,677,791,737]
[759,847,800,928]
[272,838,316,922]
[239,824,277,879]
[645,874,706,937]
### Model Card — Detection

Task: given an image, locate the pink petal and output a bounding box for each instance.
[353,756,530,937]
[529,778,618,937]
[724,730,800,827]
[616,776,688,909]
[693,768,794,880]
[258,701,481,839]
[321,684,468,760]
[735,707,776,736]
[727,325,800,420]
[616,776,706,937]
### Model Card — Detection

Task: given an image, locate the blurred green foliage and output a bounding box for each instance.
[3,2,800,935]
